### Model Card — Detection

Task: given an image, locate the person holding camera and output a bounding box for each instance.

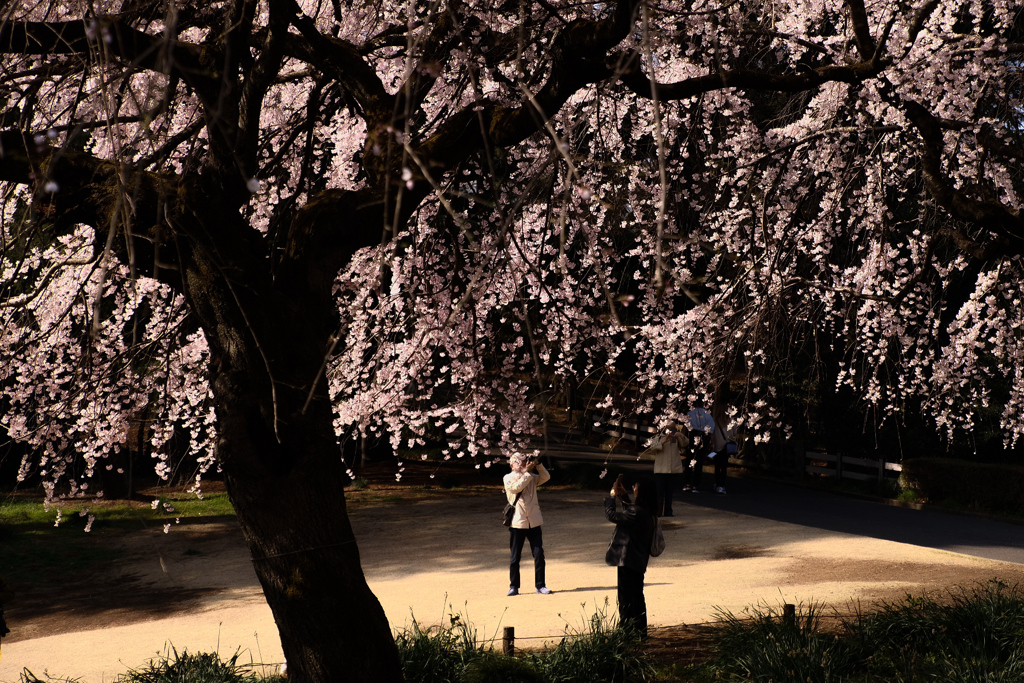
[605,474,659,638]
[503,454,552,596]
[647,424,688,516]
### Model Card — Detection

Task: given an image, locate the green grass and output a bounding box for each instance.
[533,604,653,683]
[0,489,235,590]
[16,647,284,683]
[0,490,234,529]
[393,603,653,683]
[684,580,1024,683]
[117,647,283,683]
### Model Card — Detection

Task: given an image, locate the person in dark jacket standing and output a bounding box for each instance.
[604,474,659,637]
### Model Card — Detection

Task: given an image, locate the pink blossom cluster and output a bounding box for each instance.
[0,0,1021,519]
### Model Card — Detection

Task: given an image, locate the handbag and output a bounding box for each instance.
[650,517,666,557]
[502,491,522,526]
[717,423,739,455]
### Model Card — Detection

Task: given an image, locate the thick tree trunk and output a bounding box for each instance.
[214,382,405,683]
[170,173,406,682]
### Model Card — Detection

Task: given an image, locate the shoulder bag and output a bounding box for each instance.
[502,491,523,526]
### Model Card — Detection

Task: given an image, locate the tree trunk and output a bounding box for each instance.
[214,382,404,683]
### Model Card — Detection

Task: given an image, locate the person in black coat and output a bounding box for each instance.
[604,474,659,638]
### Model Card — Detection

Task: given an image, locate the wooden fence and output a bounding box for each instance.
[804,451,902,483]
[591,417,657,445]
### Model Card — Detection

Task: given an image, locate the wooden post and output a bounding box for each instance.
[783,603,796,629]
[503,626,515,656]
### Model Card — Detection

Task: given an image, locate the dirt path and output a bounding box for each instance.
[5,488,1024,682]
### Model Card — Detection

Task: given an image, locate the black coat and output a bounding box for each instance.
[604,495,655,574]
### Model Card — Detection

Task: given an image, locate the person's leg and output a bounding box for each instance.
[617,565,633,627]
[714,453,728,491]
[526,526,546,589]
[633,570,648,637]
[654,473,673,515]
[509,528,527,591]
[691,450,706,490]
[616,566,647,637]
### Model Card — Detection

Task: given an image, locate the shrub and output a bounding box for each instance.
[693,581,1024,682]
[848,580,1024,681]
[900,458,1024,516]
[697,602,856,683]
[459,653,545,683]
[393,604,655,683]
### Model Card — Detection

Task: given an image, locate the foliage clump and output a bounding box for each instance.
[688,580,1024,682]
[394,606,653,683]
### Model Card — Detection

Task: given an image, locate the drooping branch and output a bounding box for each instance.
[904,100,1024,258]
[281,0,643,282]
[619,60,888,101]
[392,0,466,122]
[0,128,190,291]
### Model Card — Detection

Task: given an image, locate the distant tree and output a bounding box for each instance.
[0,1,1021,680]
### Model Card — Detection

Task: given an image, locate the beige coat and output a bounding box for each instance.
[648,434,687,474]
[503,463,550,529]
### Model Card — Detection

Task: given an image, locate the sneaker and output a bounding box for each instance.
[507,587,519,596]
[715,486,727,494]
[537,586,552,595]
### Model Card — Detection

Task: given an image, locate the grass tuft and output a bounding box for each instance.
[116,647,282,683]
[393,603,653,683]
[394,611,487,683]
[688,580,1024,682]
[531,603,653,683]
[18,671,83,683]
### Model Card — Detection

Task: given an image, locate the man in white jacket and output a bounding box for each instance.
[503,454,552,596]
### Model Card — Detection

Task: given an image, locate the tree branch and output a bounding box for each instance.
[284,14,395,124]
[903,100,1024,257]
[845,0,877,61]
[0,18,215,92]
[0,128,186,290]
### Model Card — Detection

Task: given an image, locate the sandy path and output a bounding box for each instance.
[4,489,1024,682]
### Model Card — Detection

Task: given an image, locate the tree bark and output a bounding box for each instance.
[211,357,404,683]
[171,176,405,682]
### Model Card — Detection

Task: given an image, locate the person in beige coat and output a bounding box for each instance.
[503,454,552,596]
[648,426,688,516]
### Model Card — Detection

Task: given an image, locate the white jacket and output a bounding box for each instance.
[503,463,550,529]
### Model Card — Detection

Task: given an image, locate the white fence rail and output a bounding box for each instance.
[592,418,657,444]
